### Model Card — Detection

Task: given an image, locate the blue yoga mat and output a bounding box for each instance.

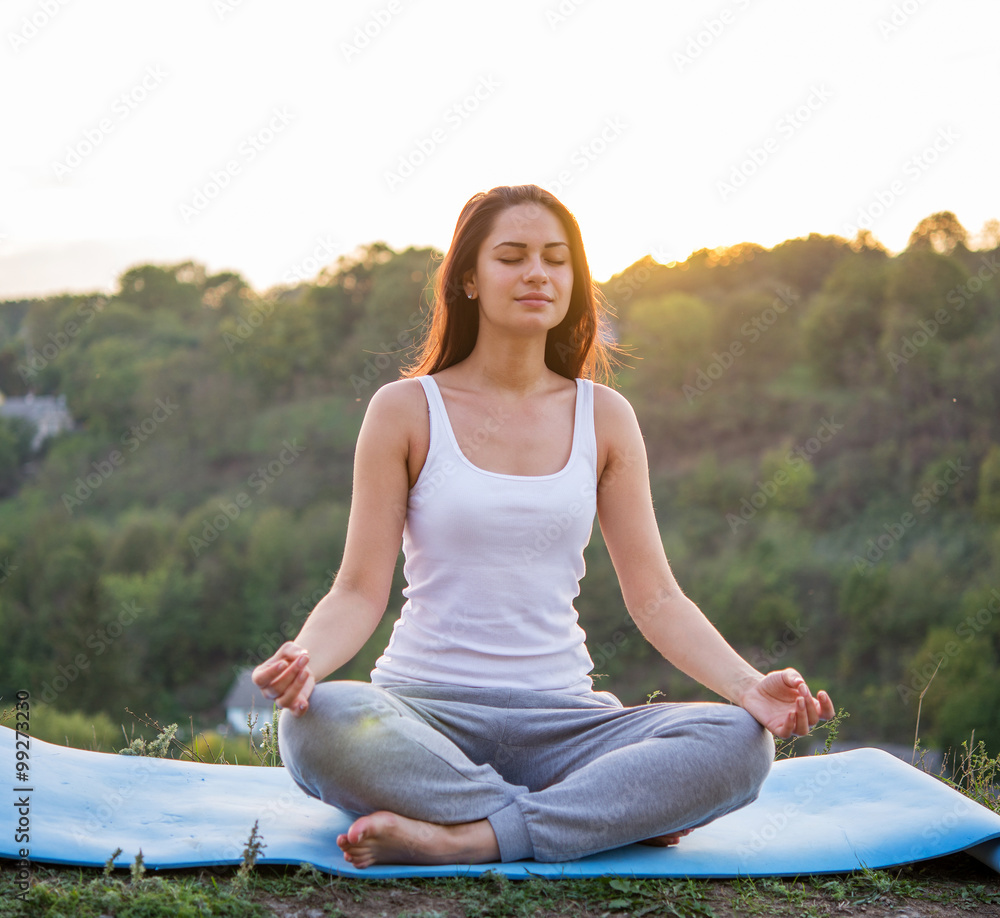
[2,726,998,877]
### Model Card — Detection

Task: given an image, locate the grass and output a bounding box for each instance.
[2,705,999,916]
[2,856,999,917]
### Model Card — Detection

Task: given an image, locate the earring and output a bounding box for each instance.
[467,292,475,300]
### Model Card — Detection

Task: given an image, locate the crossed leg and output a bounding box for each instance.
[278,681,774,866]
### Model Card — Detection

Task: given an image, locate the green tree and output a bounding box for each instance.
[117,262,205,315]
[620,291,714,395]
[907,211,969,256]
[801,254,888,385]
[759,443,817,511]
[884,247,976,341]
[975,445,1000,522]
[0,415,34,494]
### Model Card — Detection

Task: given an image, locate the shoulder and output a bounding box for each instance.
[591,383,645,482]
[361,378,431,484]
[364,377,428,423]
[358,378,429,448]
[591,381,640,431]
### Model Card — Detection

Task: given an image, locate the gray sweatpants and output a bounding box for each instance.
[278,680,774,863]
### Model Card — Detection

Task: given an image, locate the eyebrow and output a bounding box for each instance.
[492,241,569,250]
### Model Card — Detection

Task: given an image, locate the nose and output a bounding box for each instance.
[523,254,549,284]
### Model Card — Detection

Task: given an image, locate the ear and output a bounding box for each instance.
[462,268,477,300]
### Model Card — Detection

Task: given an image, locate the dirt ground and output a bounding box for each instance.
[252,852,1000,918]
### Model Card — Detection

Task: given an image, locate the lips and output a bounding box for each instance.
[516,293,552,304]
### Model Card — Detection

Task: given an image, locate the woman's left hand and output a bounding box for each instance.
[740,668,835,738]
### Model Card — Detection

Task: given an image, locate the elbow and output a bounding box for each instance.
[628,582,686,629]
[328,575,390,620]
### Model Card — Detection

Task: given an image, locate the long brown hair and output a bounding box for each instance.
[404,184,617,382]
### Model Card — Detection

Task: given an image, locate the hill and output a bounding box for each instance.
[1,213,998,754]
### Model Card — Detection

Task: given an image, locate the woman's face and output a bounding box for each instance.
[464,203,574,337]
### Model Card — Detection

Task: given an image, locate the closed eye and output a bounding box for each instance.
[498,258,566,265]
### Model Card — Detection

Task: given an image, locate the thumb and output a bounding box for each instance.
[782,668,803,687]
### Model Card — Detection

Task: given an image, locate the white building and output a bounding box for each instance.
[0,392,74,451]
[222,667,278,735]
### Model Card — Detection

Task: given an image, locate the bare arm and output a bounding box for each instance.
[594,385,833,736]
[252,379,423,714]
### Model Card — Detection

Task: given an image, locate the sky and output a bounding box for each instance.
[1,0,997,300]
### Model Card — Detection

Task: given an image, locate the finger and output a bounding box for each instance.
[251,656,289,687]
[272,662,307,704]
[283,691,307,716]
[263,652,310,701]
[793,696,810,736]
[797,684,821,727]
[783,668,804,688]
[276,653,310,694]
[281,674,315,716]
[817,690,836,720]
[276,650,309,680]
[252,644,307,687]
[773,709,796,739]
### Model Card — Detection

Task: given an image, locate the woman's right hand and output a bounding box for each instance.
[251,642,316,716]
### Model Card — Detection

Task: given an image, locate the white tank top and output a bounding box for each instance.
[370,374,597,694]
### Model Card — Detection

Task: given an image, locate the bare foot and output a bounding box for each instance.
[336,811,501,868]
[639,828,693,847]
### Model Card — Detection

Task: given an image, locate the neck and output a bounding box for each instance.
[461,331,552,395]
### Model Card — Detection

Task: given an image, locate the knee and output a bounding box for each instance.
[718,707,774,801]
[278,681,396,786]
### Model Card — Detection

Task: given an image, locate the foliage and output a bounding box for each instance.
[0,703,120,751]
[940,736,1000,813]
[1,218,999,758]
[119,720,178,757]
[3,858,999,918]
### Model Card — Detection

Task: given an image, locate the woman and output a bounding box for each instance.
[252,184,834,868]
